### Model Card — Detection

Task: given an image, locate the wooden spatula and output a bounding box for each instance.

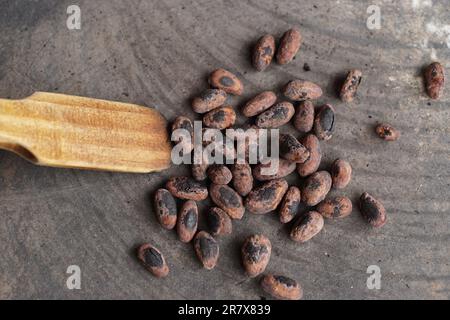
[0,92,172,173]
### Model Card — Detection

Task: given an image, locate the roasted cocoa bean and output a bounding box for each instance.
[241,234,272,277]
[166,176,208,201]
[255,101,295,128]
[359,192,387,227]
[283,79,322,101]
[375,123,400,141]
[231,162,253,196]
[177,200,198,243]
[137,243,169,278]
[192,89,227,113]
[276,28,302,65]
[294,101,315,132]
[209,183,245,219]
[331,159,352,189]
[253,158,296,181]
[245,179,289,214]
[192,163,209,181]
[242,91,277,117]
[296,134,322,177]
[261,274,303,300]
[252,34,276,71]
[279,186,301,224]
[302,171,332,206]
[193,231,219,270]
[316,196,352,219]
[171,116,193,153]
[206,207,232,236]
[203,106,236,129]
[209,68,243,95]
[279,133,310,163]
[340,69,362,103]
[314,104,335,141]
[424,62,445,99]
[154,188,177,230]
[290,211,324,242]
[207,165,232,185]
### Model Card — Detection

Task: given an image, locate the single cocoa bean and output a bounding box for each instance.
[375,123,400,141]
[203,106,236,129]
[279,133,310,163]
[331,159,352,189]
[231,162,253,196]
[255,101,295,128]
[296,134,322,177]
[193,231,219,270]
[302,171,332,206]
[245,179,289,214]
[283,79,322,101]
[206,207,232,236]
[171,116,193,153]
[192,163,209,181]
[154,188,177,230]
[294,101,315,132]
[424,62,445,99]
[253,158,296,181]
[207,165,232,185]
[242,91,277,117]
[192,89,227,113]
[177,200,198,243]
[261,274,303,300]
[209,183,245,219]
[209,68,243,95]
[137,243,169,278]
[316,196,352,219]
[314,104,335,141]
[359,192,387,227]
[290,211,324,242]
[252,34,276,71]
[166,176,208,201]
[340,69,362,103]
[276,28,302,65]
[241,234,272,277]
[279,186,301,224]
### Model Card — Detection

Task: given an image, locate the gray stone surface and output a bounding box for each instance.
[0,0,449,299]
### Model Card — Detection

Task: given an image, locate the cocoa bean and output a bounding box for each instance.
[231,162,253,196]
[252,34,276,71]
[206,207,232,236]
[276,28,302,65]
[331,159,352,189]
[261,274,303,300]
[253,158,296,181]
[302,171,332,206]
[314,104,335,141]
[203,106,236,129]
[255,101,295,128]
[293,101,315,132]
[209,184,245,219]
[279,133,310,163]
[137,243,169,278]
[192,89,227,113]
[359,192,387,227]
[209,68,243,95]
[283,79,322,101]
[424,62,445,99]
[375,123,400,141]
[207,165,233,185]
[193,231,219,270]
[290,211,324,242]
[242,91,277,117]
[154,188,177,230]
[296,134,322,177]
[279,186,301,224]
[316,196,352,219]
[241,234,271,277]
[340,69,362,103]
[245,179,288,214]
[166,176,208,201]
[177,200,198,243]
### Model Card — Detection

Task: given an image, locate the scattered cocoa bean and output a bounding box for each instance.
[252,34,276,71]
[241,234,272,277]
[296,134,322,177]
[209,183,245,219]
[261,274,303,300]
[424,62,445,99]
[375,123,400,141]
[231,162,253,196]
[242,91,277,117]
[207,165,233,185]
[331,159,352,189]
[359,192,387,227]
[283,79,322,101]
[253,158,296,181]
[314,104,335,141]
[293,101,315,132]
[209,68,243,95]
[192,89,227,113]
[340,69,362,103]
[137,243,169,278]
[279,133,310,163]
[290,211,324,242]
[171,116,193,153]
[154,188,177,230]
[245,179,289,214]
[193,231,219,270]
[206,207,232,236]
[276,28,302,65]
[255,101,295,128]
[203,106,236,129]
[316,196,352,219]
[166,176,208,201]
[279,186,301,224]
[177,200,198,243]
[302,171,332,206]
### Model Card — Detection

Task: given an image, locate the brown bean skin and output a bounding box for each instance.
[359,192,387,227]
[331,159,352,189]
[206,207,232,236]
[209,68,243,95]
[193,231,219,270]
[242,91,277,117]
[279,134,310,163]
[166,176,208,201]
[253,158,296,181]
[231,162,253,196]
[314,104,335,141]
[171,116,193,153]
[192,89,227,113]
[207,165,232,185]
[283,80,323,101]
[253,34,276,71]
[176,200,198,243]
[279,186,301,224]
[209,184,245,219]
[192,163,209,181]
[203,106,236,129]
[375,123,400,141]
[241,235,272,277]
[316,196,352,219]
[294,101,315,132]
[245,179,289,214]
[255,101,295,128]
[261,274,303,300]
[276,28,302,65]
[154,188,177,230]
[137,243,169,278]
[296,134,322,177]
[290,211,324,243]
[340,69,363,103]
[302,171,332,206]
[424,62,445,99]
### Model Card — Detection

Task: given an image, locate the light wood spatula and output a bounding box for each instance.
[0,92,172,173]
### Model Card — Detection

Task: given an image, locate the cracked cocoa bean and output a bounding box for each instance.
[192,89,227,113]
[252,34,276,71]
[206,207,232,236]
[375,123,400,141]
[203,106,236,129]
[296,134,322,177]
[331,159,352,189]
[154,188,177,230]
[241,234,272,277]
[314,104,335,141]
[279,186,301,224]
[137,243,169,278]
[207,165,232,185]
[177,200,198,243]
[276,28,302,65]
[209,68,243,95]
[302,171,332,206]
[279,133,310,163]
[253,158,296,181]
[171,116,193,153]
[340,69,362,103]
[193,231,219,270]
[242,91,277,117]
[283,79,322,101]
[424,62,445,99]
[294,100,315,132]
[231,162,253,196]
[209,183,245,219]
[261,274,303,300]
[166,176,208,201]
[359,192,387,227]
[316,196,352,219]
[255,101,295,128]
[290,211,324,243]
[245,179,289,214]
